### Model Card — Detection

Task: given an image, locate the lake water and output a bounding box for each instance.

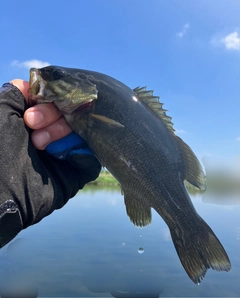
[0,186,239,297]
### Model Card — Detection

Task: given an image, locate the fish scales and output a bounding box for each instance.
[28,66,231,284]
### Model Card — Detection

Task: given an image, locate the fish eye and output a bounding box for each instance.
[51,69,66,80]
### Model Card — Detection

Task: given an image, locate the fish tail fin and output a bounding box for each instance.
[170,218,231,284]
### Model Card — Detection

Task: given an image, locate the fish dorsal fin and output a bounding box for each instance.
[134,86,175,133]
[175,136,206,191]
[124,190,152,227]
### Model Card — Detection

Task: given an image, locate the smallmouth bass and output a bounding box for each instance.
[28,66,231,284]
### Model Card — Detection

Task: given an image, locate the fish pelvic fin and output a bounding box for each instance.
[124,193,152,227]
[176,136,206,191]
[170,218,231,284]
[133,86,175,133]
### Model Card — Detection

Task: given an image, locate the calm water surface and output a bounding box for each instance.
[0,186,239,297]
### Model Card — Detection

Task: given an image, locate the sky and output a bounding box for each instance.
[0,0,239,168]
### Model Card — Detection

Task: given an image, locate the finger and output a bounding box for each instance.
[31,117,72,150]
[24,103,62,130]
[10,79,29,102]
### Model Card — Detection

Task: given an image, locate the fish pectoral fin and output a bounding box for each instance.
[89,114,124,128]
[176,136,206,191]
[124,193,152,227]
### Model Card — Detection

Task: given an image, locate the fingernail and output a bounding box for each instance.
[33,131,50,148]
[26,111,44,126]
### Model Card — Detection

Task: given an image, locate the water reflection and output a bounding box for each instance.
[0,186,239,297]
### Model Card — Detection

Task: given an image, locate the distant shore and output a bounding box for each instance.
[90,170,240,195]
[89,170,119,186]
[89,170,205,193]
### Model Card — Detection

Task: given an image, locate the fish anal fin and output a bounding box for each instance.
[133,86,175,133]
[176,136,206,191]
[89,114,124,128]
[124,192,151,227]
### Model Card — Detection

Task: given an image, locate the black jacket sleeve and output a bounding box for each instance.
[0,83,101,248]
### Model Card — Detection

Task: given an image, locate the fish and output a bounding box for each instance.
[28,66,231,284]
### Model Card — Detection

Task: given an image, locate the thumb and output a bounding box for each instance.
[10,79,29,103]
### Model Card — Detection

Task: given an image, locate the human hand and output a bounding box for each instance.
[0,79,101,248]
[10,78,101,175]
[10,79,72,150]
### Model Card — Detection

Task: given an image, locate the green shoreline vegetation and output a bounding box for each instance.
[89,170,119,186]
[89,170,204,193]
[89,170,240,195]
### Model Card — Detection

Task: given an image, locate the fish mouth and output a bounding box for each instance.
[28,68,47,106]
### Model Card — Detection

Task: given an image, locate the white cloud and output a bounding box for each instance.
[220,31,240,51]
[211,31,240,52]
[237,137,240,141]
[176,23,190,38]
[11,59,50,69]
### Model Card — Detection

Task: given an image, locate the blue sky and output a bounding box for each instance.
[0,0,239,165]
